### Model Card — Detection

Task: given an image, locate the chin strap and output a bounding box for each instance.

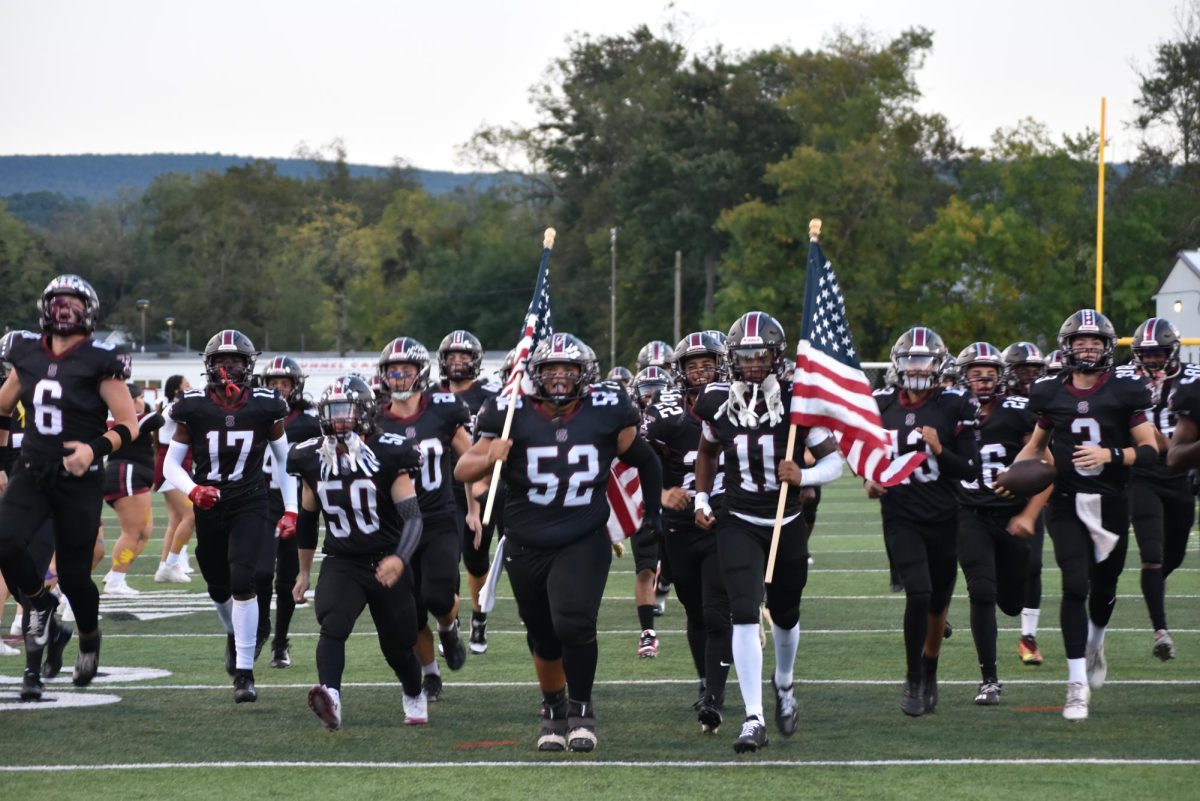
[718,375,785,428]
[319,432,380,478]
[217,366,239,400]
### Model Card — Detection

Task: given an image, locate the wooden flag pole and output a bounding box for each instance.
[481,227,556,526]
[1096,97,1106,312]
[766,218,821,584]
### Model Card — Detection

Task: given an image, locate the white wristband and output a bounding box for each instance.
[694,491,712,517]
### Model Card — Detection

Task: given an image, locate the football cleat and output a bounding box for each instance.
[566,700,597,753]
[270,640,292,669]
[0,640,18,657]
[224,633,237,677]
[233,670,257,703]
[42,621,73,679]
[469,615,488,655]
[923,670,939,714]
[638,629,658,659]
[438,619,467,670]
[422,673,443,702]
[72,633,101,687]
[102,581,140,597]
[1062,681,1090,721]
[403,690,429,725]
[1085,642,1107,690]
[772,678,798,736]
[900,678,925,717]
[943,620,953,640]
[974,680,1002,706]
[308,684,342,731]
[537,701,569,751]
[20,668,44,702]
[697,695,724,735]
[733,716,768,753]
[23,593,58,654]
[1153,630,1176,661]
[1018,634,1044,666]
[154,563,191,584]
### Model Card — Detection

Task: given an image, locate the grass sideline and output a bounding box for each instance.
[1,474,1198,800]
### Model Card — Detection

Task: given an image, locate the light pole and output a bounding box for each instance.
[609,227,618,370]
[165,316,175,352]
[135,299,151,353]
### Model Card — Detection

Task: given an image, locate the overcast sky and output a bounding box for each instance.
[0,0,1186,171]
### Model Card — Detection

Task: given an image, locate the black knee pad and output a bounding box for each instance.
[729,597,761,626]
[551,611,596,650]
[462,545,491,578]
[1060,569,1089,604]
[318,610,355,643]
[230,565,257,598]
[703,603,732,635]
[770,608,800,630]
[1137,540,1164,565]
[528,634,563,662]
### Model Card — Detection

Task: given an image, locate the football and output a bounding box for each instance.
[994,459,1055,498]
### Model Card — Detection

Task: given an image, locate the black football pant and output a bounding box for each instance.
[884,513,957,682]
[411,513,461,628]
[716,512,808,629]
[631,525,660,574]
[664,519,731,701]
[1046,492,1129,660]
[313,553,421,696]
[1129,475,1194,631]
[461,486,504,578]
[256,497,299,648]
[194,490,270,602]
[505,527,612,704]
[957,507,1031,680]
[0,459,103,634]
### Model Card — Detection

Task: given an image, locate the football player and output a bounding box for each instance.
[153,375,196,584]
[643,331,733,732]
[954,343,1047,706]
[1014,309,1157,721]
[455,332,663,753]
[693,312,842,753]
[870,327,979,717]
[636,340,677,375]
[101,382,165,596]
[257,356,321,669]
[376,336,475,701]
[1127,318,1193,660]
[0,276,136,698]
[606,366,633,391]
[163,330,298,703]
[292,376,428,730]
[436,330,494,655]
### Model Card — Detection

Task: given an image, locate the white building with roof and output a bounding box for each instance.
[1152,250,1200,363]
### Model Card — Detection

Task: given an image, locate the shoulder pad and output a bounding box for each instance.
[92,340,117,351]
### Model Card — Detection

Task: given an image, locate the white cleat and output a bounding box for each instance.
[154,563,192,584]
[103,582,141,597]
[1085,642,1107,690]
[308,684,342,731]
[1062,681,1090,721]
[403,690,429,725]
[0,640,19,656]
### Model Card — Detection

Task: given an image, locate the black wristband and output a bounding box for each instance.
[1111,447,1123,465]
[0,414,11,431]
[89,434,114,459]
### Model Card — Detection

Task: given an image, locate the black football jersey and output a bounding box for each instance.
[376,388,471,519]
[960,395,1037,511]
[111,409,165,471]
[642,389,725,525]
[475,385,640,547]
[289,431,422,558]
[874,385,979,522]
[440,379,500,438]
[7,332,131,461]
[1028,367,1153,496]
[693,381,810,520]
[169,387,289,496]
[266,407,322,511]
[1135,363,1197,481]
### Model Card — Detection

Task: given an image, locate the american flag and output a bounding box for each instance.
[606,461,643,544]
[789,237,925,487]
[503,237,554,396]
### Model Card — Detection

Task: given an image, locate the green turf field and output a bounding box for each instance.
[2,474,1198,799]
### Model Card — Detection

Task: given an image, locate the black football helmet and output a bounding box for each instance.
[703,329,729,353]
[1044,349,1066,376]
[675,330,728,390]
[633,366,671,408]
[38,274,100,336]
[636,340,677,372]
[259,355,307,405]
[1058,309,1117,372]
[378,337,430,401]
[530,333,593,405]
[956,342,1005,403]
[940,352,959,386]
[437,330,483,382]
[890,326,947,392]
[318,375,377,439]
[1131,317,1182,379]
[727,311,788,383]
[1002,341,1046,395]
[498,348,518,383]
[203,330,259,394]
[606,366,634,388]
[0,329,33,371]
[577,341,601,387]
[368,373,389,405]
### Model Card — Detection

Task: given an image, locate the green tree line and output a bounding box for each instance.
[1,17,1197,366]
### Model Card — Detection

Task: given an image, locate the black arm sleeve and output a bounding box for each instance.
[936,427,980,481]
[139,412,165,436]
[296,506,320,551]
[618,434,663,520]
[394,496,423,567]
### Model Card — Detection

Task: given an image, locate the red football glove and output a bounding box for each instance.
[276,511,298,541]
[188,485,221,510]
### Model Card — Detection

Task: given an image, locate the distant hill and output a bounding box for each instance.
[0,153,510,202]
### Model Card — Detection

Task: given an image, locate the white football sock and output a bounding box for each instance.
[732,623,764,720]
[232,598,258,671]
[213,598,234,634]
[771,622,800,689]
[106,571,127,588]
[1067,657,1087,685]
[165,552,181,568]
[1020,607,1040,637]
[422,660,440,677]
